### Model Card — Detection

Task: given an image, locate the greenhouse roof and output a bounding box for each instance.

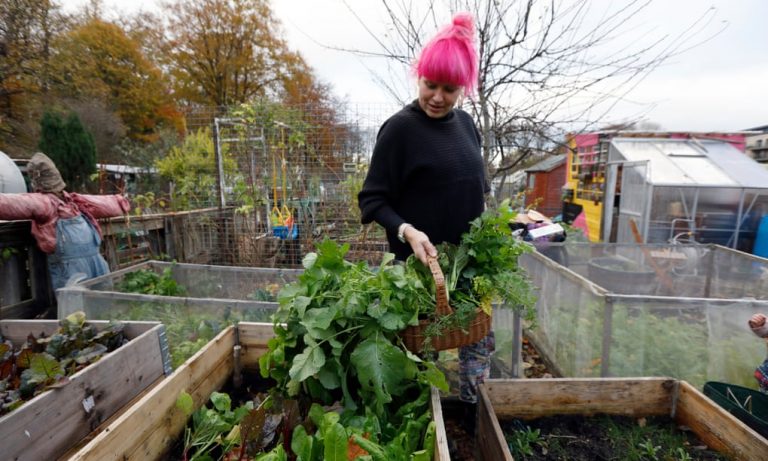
[609,137,768,188]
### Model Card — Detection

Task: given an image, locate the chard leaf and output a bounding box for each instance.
[291,425,313,461]
[350,335,417,414]
[74,343,108,364]
[322,421,347,461]
[422,421,436,459]
[210,391,231,412]
[29,353,62,380]
[289,343,326,382]
[419,361,449,392]
[64,311,86,333]
[254,445,286,460]
[240,405,266,446]
[308,403,325,428]
[176,390,194,416]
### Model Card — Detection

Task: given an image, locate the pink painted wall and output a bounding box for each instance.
[570,131,747,152]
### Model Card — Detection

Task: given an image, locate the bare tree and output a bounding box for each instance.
[337,0,724,188]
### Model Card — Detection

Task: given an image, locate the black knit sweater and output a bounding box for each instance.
[358,100,488,260]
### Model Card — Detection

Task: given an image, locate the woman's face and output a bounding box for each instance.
[417,77,462,118]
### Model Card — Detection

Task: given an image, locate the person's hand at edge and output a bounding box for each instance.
[404,226,437,265]
[749,313,768,338]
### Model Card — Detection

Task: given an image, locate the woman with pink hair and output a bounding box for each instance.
[358,12,492,404]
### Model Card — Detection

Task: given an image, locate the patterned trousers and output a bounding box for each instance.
[459,331,495,403]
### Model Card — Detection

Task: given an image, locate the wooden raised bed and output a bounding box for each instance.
[0,320,170,461]
[476,377,768,461]
[68,322,450,460]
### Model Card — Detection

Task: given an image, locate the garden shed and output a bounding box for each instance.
[519,242,768,389]
[603,138,768,254]
[524,153,567,218]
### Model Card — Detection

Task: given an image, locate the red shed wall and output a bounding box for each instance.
[525,163,567,218]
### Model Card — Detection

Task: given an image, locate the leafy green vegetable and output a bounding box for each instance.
[0,312,127,415]
[118,266,185,296]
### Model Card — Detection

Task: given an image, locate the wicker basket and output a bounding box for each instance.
[400,257,491,352]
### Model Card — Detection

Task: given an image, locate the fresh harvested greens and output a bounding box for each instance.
[405,199,537,347]
[255,239,446,460]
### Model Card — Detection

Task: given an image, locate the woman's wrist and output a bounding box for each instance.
[397,223,413,243]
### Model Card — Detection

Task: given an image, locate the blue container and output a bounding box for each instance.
[273,224,298,240]
[754,216,768,257]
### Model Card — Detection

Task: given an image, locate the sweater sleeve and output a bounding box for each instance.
[357,118,406,233]
[0,193,55,222]
[71,193,130,218]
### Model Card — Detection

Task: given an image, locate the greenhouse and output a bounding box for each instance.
[603,137,768,254]
[520,242,768,388]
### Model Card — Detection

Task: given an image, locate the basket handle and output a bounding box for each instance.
[427,257,453,316]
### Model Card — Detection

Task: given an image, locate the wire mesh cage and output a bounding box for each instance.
[514,242,768,388]
[56,260,302,367]
[100,101,403,269]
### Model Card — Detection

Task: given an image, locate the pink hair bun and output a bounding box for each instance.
[415,11,479,96]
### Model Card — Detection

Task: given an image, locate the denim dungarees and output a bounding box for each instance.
[47,213,109,297]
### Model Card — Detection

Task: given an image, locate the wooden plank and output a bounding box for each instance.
[239,322,276,368]
[0,320,157,344]
[120,357,233,461]
[485,378,675,419]
[675,381,768,461]
[68,326,236,461]
[477,384,513,461]
[430,387,450,461]
[0,322,166,461]
[0,299,36,320]
[58,373,167,459]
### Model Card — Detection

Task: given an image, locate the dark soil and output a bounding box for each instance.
[501,414,728,461]
[441,338,728,461]
[442,335,554,461]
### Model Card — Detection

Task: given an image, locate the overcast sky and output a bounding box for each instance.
[61,0,768,132]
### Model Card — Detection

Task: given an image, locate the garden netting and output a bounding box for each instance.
[519,242,768,388]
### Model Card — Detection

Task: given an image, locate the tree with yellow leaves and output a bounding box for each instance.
[50,18,184,144]
[161,0,298,108]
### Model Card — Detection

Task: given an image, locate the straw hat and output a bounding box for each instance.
[28,152,66,193]
[514,209,552,225]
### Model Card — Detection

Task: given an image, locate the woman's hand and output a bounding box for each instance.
[749,313,768,338]
[404,226,437,265]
